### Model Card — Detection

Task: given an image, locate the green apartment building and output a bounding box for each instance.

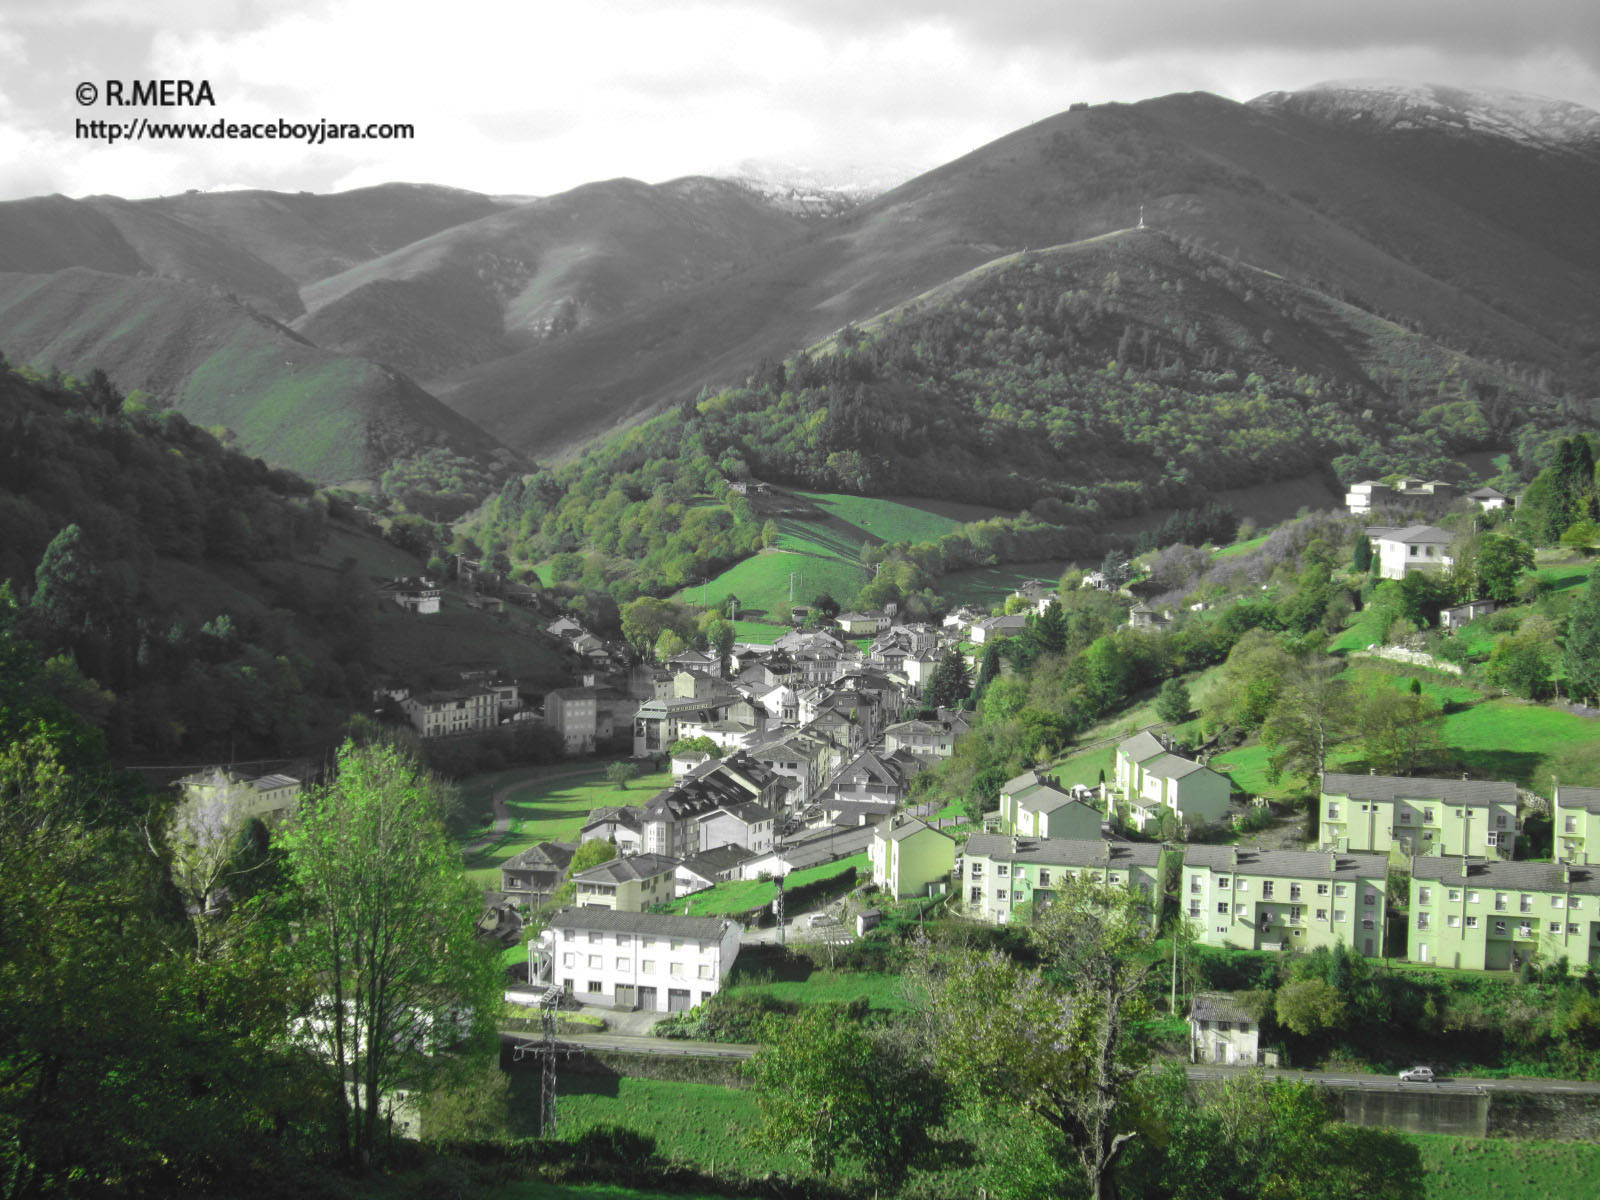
[572,853,680,912]
[959,834,1167,926]
[1554,786,1600,864]
[869,815,957,900]
[1321,773,1519,859]
[1182,845,1389,958]
[996,768,1105,839]
[1410,857,1600,971]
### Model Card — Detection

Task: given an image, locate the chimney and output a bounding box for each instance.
[1329,853,1337,873]
[1230,846,1239,868]
[1461,857,1469,878]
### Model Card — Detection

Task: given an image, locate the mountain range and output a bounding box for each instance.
[0,81,1595,487]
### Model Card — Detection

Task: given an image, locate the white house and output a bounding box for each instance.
[1368,525,1455,580]
[534,908,743,1012]
[1190,993,1273,1066]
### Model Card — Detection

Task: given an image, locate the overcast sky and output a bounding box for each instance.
[2,0,1598,201]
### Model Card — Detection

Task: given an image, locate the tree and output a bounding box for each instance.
[1352,533,1373,573]
[1274,977,1348,1037]
[1132,1067,1425,1200]
[1354,674,1443,775]
[745,1006,948,1188]
[927,647,972,710]
[1474,533,1535,604]
[280,740,500,1165]
[604,760,638,789]
[1202,629,1296,734]
[915,876,1160,1200]
[668,735,720,758]
[1484,622,1556,699]
[811,591,840,619]
[1155,678,1192,725]
[1260,661,1356,787]
[654,628,688,661]
[704,617,735,676]
[1564,578,1600,706]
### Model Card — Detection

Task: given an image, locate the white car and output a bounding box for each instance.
[803,912,838,928]
[1398,1066,1436,1083]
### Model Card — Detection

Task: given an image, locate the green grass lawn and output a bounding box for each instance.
[1213,532,1272,558]
[461,765,673,889]
[1329,603,1390,654]
[729,619,789,644]
[724,966,914,1012]
[543,1078,800,1178]
[676,853,869,917]
[1407,1132,1600,1199]
[934,559,1076,610]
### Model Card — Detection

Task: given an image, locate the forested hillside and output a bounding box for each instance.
[466,230,1564,598]
[0,358,377,757]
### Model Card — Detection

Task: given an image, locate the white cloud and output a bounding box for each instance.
[0,0,1596,201]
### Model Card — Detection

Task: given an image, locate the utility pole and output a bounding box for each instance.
[774,873,786,946]
[789,572,796,602]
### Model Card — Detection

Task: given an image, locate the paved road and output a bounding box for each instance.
[503,1028,1600,1095]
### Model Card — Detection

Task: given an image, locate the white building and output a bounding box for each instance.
[1368,524,1455,580]
[544,687,598,754]
[534,908,743,1012]
[401,687,498,738]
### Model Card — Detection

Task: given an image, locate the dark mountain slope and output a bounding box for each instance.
[434,88,1599,459]
[0,267,509,484]
[141,182,510,286]
[294,177,809,382]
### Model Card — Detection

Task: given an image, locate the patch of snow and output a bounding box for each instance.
[712,158,924,216]
[1249,79,1600,156]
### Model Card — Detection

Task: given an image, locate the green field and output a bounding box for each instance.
[543,1078,800,1177]
[724,965,914,1012]
[934,559,1076,610]
[676,853,869,917]
[1408,1132,1600,1199]
[680,491,1007,619]
[1213,532,1272,558]
[461,764,674,890]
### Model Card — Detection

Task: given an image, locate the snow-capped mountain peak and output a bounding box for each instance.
[1249,80,1600,155]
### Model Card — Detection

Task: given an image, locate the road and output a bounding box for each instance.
[501,1028,1600,1095]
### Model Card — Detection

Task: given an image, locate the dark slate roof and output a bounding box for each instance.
[581,805,644,832]
[1146,753,1213,780]
[884,816,953,843]
[962,834,1162,869]
[1559,787,1600,815]
[1370,524,1453,543]
[1322,773,1517,808]
[1182,845,1387,881]
[573,853,680,884]
[1191,993,1256,1023]
[548,907,738,940]
[1412,856,1600,894]
[502,841,577,872]
[678,846,755,876]
[1119,731,1167,763]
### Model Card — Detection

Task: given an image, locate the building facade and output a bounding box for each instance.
[959,834,1166,926]
[1321,773,1519,859]
[868,815,956,899]
[1554,786,1600,864]
[535,909,742,1011]
[1181,845,1388,957]
[571,853,679,912]
[1411,857,1600,971]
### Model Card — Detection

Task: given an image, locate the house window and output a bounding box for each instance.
[1236,904,1248,916]
[698,965,713,979]
[1570,924,1581,935]
[1362,918,1375,930]
[1448,890,1461,903]
[1290,907,1302,922]
[1495,894,1508,910]
[588,932,601,943]
[1333,910,1347,922]
[1216,926,1228,934]
[507,878,523,889]
[970,887,982,902]
[997,865,1009,877]
[1466,892,1480,904]
[1486,833,1498,846]
[670,962,684,975]
[1317,883,1329,896]
[1040,870,1052,886]
[1447,915,1461,928]
[1497,814,1508,828]
[1364,893,1377,906]
[1218,877,1231,889]
[996,889,1007,901]
[1521,896,1534,913]
[1237,880,1250,893]
[587,980,602,993]
[1217,902,1229,914]
[1566,817,1578,833]
[1424,809,1435,823]
[1335,884,1349,898]
[617,935,630,944]
[1190,903,1202,917]
[1262,882,1275,898]
[1417,914,1430,930]
[1549,922,1562,934]
[1014,890,1024,901]
[588,955,601,969]
[1518,925,1532,939]
[616,957,631,970]
[642,959,655,972]
[1191,878,1203,893]
[1465,916,1479,929]
[1418,887,1432,904]
[1218,1021,1231,1032]
[563,953,576,967]
[1399,811,1411,824]
[1317,909,1328,921]
[1289,885,1302,901]
[1327,805,1340,819]
[1555,897,1567,909]
[1575,899,1585,911]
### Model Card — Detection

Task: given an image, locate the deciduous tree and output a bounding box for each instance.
[280,740,500,1165]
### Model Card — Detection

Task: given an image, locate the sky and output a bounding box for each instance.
[2,0,1598,201]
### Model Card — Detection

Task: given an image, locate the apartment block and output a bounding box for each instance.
[1182,845,1388,958]
[535,908,742,1012]
[1554,786,1600,865]
[1410,857,1600,971]
[959,834,1166,926]
[1321,773,1519,859]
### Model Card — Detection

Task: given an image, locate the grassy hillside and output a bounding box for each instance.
[437,90,1596,459]
[674,491,1000,618]
[298,177,806,382]
[0,267,508,483]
